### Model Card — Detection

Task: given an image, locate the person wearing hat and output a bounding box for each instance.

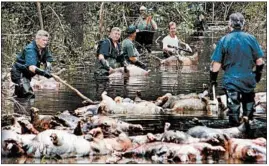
[121,25,149,71]
[10,30,53,99]
[135,6,157,31]
[210,12,264,126]
[134,6,157,53]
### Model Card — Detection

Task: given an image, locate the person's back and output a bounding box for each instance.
[213,30,263,93]
[210,12,264,126]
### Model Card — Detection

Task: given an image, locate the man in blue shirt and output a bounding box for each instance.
[10,30,53,98]
[210,13,264,126]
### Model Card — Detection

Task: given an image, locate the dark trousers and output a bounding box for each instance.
[225,90,255,125]
[10,65,34,98]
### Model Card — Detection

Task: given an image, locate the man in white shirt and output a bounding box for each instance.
[162,22,192,58]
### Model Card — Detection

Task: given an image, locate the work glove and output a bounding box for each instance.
[209,70,219,100]
[134,60,148,71]
[255,64,264,83]
[35,68,52,78]
[100,59,110,71]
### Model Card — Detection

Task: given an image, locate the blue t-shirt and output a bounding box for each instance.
[211,30,264,93]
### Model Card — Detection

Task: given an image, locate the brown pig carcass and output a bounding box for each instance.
[1,130,36,157]
[226,137,266,162]
[109,64,150,78]
[31,76,60,91]
[89,114,143,138]
[120,141,225,162]
[155,93,212,115]
[89,127,132,155]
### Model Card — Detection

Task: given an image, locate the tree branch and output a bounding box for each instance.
[99,2,105,40]
[48,5,65,33]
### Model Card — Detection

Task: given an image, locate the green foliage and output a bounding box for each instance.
[1,2,266,69]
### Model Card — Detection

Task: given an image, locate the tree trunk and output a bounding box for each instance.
[63,2,86,47]
[99,2,105,40]
[36,2,44,30]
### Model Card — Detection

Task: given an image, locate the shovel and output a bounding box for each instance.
[208,85,219,116]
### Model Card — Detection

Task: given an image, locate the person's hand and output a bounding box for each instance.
[171,49,177,54]
[145,70,151,76]
[255,64,264,83]
[43,71,52,79]
[255,72,262,83]
[186,44,193,53]
[109,67,114,74]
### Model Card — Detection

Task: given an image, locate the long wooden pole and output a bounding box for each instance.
[51,74,97,105]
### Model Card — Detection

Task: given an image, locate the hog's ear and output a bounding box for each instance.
[163,96,169,102]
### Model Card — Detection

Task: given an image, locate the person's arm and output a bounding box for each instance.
[126,45,147,70]
[209,38,224,94]
[179,40,192,52]
[250,35,264,83]
[151,19,157,30]
[45,48,53,62]
[255,58,264,83]
[98,40,114,73]
[98,54,114,73]
[24,48,51,78]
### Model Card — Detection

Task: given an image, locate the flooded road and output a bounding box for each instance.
[4,31,267,164]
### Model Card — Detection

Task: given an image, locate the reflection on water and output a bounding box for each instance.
[8,31,267,164]
[1,152,265,164]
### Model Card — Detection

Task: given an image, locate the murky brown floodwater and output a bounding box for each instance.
[3,30,267,164]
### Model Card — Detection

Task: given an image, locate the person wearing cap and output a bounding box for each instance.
[135,6,157,31]
[162,22,192,58]
[121,25,148,71]
[10,30,53,99]
[94,27,125,78]
[210,12,264,126]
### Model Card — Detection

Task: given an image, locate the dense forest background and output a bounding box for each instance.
[1,2,267,70]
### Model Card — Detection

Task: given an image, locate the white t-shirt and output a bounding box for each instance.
[162,35,182,52]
